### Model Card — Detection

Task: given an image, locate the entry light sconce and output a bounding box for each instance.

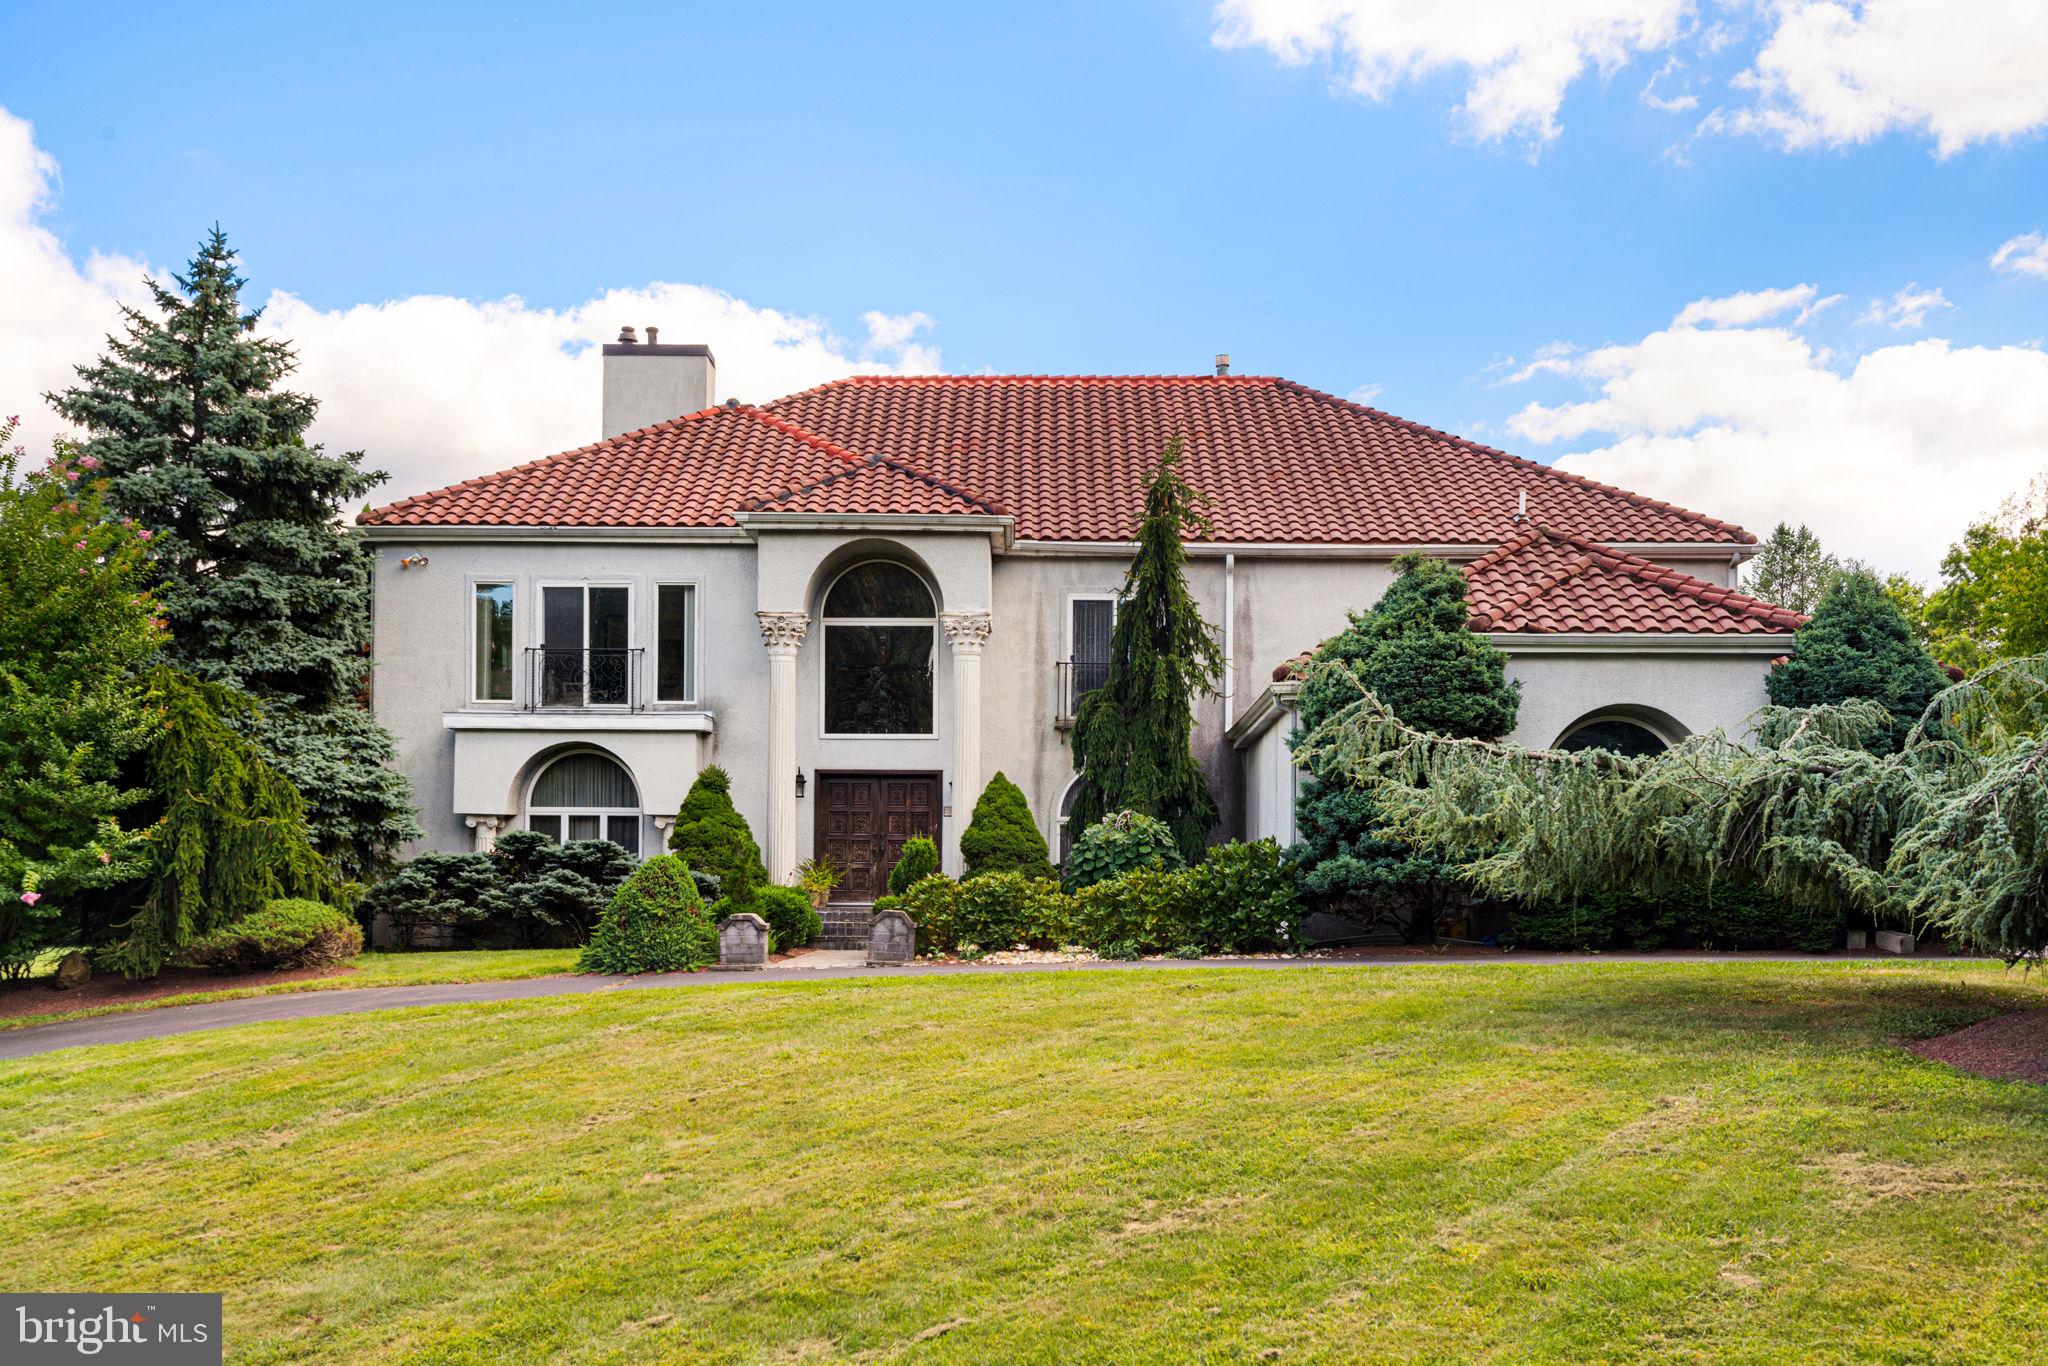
[398,553,431,569]
[794,768,807,799]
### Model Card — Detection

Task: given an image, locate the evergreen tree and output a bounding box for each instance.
[1767,570,1951,753]
[1290,554,1518,938]
[1069,438,1223,862]
[1744,522,1841,615]
[959,772,1054,880]
[49,228,418,877]
[668,766,768,908]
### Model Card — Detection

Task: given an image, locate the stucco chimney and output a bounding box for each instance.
[601,328,716,438]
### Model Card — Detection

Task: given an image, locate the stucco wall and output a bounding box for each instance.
[372,530,1771,870]
[1501,647,1780,750]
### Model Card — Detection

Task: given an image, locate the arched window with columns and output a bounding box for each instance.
[821,560,938,736]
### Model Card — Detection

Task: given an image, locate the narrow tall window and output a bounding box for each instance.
[656,584,695,702]
[1070,598,1115,697]
[473,583,514,701]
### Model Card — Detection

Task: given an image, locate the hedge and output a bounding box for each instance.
[181,898,363,972]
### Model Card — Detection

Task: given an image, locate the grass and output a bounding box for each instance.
[0,949,581,1031]
[4,960,2047,1363]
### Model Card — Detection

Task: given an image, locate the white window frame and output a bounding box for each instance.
[1062,591,1119,662]
[651,579,699,706]
[468,577,519,706]
[533,578,637,710]
[524,747,644,853]
[819,559,939,741]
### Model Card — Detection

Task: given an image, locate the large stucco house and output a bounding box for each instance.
[359,334,1803,902]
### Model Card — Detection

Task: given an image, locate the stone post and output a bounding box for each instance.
[757,610,810,884]
[720,912,770,970]
[939,610,991,873]
[868,908,916,965]
[465,814,505,853]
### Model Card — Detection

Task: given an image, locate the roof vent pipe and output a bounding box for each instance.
[645,326,659,345]
[617,325,638,345]
[1513,490,1528,524]
[1214,353,1231,377]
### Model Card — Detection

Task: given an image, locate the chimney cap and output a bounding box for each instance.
[1214,353,1231,376]
[617,325,638,345]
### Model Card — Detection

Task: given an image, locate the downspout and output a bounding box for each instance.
[1222,552,1236,730]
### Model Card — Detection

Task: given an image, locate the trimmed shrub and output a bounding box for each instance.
[360,834,637,950]
[1510,882,1842,954]
[1071,866,1184,954]
[898,874,960,955]
[756,884,821,952]
[888,836,941,895]
[182,898,362,972]
[359,851,500,946]
[669,766,768,908]
[948,873,1073,951]
[1063,810,1184,892]
[1179,840,1306,953]
[960,772,1055,880]
[577,854,717,974]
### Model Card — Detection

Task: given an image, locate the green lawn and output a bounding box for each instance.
[0,949,582,1031]
[4,962,2046,1363]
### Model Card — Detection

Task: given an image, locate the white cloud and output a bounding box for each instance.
[1215,0,2048,156]
[1992,231,2048,279]
[1671,283,1817,328]
[1722,0,2048,156]
[1346,382,1384,405]
[1210,0,1693,146]
[1857,283,1950,329]
[1502,304,2048,580]
[0,105,942,504]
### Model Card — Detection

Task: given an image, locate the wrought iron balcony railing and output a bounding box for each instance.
[525,647,644,710]
[1054,657,1110,725]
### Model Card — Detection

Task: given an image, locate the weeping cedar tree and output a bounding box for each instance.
[49,228,419,878]
[1767,569,1952,754]
[1069,438,1222,862]
[1288,554,1518,938]
[105,669,339,977]
[1293,655,2048,964]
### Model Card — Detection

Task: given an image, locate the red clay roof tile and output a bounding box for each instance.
[360,374,1755,546]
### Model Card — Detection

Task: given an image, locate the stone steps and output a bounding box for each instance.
[819,907,875,950]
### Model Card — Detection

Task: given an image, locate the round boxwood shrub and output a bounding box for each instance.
[960,773,1054,880]
[1063,810,1184,892]
[182,898,363,972]
[888,835,941,895]
[756,884,821,952]
[578,854,718,974]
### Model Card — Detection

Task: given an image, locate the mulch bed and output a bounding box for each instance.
[0,963,357,1021]
[1907,1009,2048,1085]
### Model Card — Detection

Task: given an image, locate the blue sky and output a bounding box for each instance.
[4,1,2046,577]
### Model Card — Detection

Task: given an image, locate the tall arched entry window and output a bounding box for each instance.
[526,750,642,853]
[822,560,937,736]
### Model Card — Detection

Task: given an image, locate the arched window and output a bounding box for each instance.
[1556,717,1670,758]
[1057,776,1084,864]
[822,560,937,736]
[527,750,641,853]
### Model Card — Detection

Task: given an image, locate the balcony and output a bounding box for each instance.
[526,647,645,711]
[1053,658,1110,727]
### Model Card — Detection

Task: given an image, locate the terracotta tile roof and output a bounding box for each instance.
[360,375,1754,546]
[1270,528,1803,678]
[742,454,999,517]
[1464,526,1805,634]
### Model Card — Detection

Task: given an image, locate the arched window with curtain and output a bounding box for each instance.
[526,750,642,853]
[822,560,937,735]
[1555,716,1672,758]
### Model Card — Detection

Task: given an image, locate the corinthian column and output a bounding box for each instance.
[940,611,992,870]
[757,610,810,882]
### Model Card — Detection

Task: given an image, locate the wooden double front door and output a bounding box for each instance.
[815,772,940,904]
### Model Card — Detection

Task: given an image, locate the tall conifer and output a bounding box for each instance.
[50,228,418,875]
[1069,438,1222,862]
